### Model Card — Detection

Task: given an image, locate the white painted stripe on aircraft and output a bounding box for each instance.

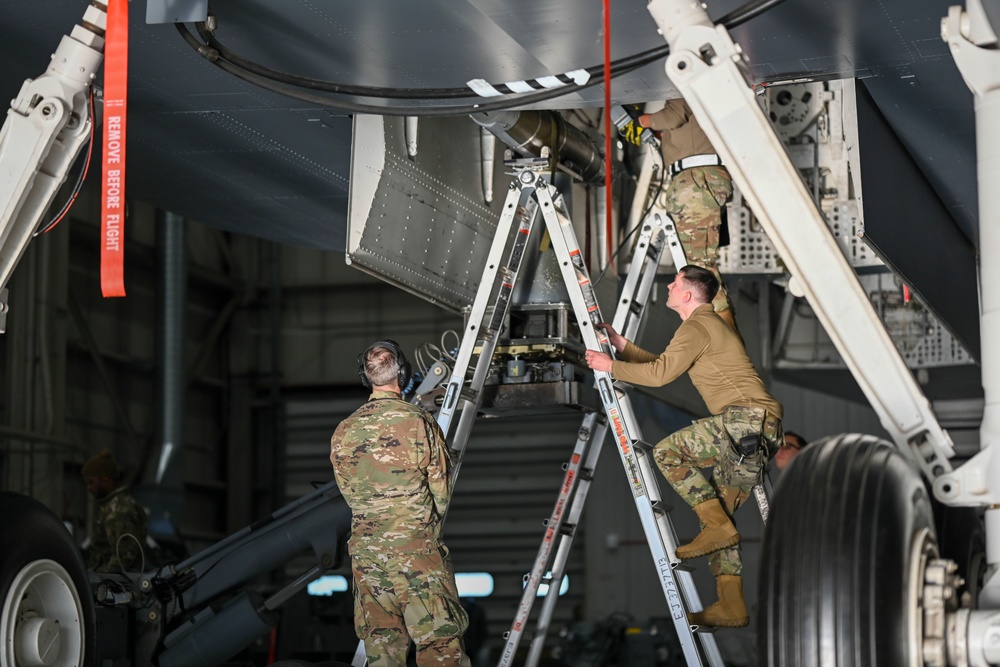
[535,75,567,88]
[467,79,503,97]
[467,68,591,98]
[505,80,536,93]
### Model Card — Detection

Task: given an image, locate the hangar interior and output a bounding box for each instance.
[1,171,909,666]
[0,0,996,666]
[0,123,983,665]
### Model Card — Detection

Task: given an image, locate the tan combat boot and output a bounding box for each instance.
[675,497,739,560]
[688,574,749,628]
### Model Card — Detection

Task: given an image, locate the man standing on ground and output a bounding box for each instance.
[639,100,737,331]
[331,340,471,667]
[585,266,782,628]
[81,448,148,573]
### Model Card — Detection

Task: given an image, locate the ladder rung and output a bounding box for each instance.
[559,522,577,537]
[650,499,666,516]
[674,561,695,572]
[611,380,633,396]
[579,468,594,482]
[634,440,654,454]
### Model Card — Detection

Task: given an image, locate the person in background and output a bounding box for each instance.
[81,448,148,573]
[774,430,809,472]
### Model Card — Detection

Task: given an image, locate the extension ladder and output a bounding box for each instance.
[436,163,725,667]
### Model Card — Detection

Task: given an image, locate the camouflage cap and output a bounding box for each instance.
[82,448,120,480]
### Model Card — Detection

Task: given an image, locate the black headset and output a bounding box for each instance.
[357,340,412,390]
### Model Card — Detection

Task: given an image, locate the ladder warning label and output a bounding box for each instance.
[609,408,645,497]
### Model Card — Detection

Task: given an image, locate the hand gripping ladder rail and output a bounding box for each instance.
[435,164,725,667]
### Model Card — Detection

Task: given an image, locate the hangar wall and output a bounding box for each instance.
[0,184,277,553]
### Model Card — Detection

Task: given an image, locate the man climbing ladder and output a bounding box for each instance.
[585,265,783,627]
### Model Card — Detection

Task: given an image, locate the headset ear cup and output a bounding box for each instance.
[397,355,412,389]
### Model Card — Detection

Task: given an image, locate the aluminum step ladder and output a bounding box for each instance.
[435,162,724,667]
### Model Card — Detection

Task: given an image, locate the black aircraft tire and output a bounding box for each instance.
[758,434,936,667]
[0,491,96,667]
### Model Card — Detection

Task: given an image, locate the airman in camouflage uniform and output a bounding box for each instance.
[331,342,470,667]
[585,266,782,628]
[639,100,736,326]
[82,448,148,573]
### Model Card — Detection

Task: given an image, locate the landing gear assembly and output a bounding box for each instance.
[0,492,95,667]
[760,436,999,666]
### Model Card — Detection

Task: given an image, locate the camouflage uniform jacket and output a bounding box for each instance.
[89,486,148,573]
[330,390,452,554]
[612,304,783,418]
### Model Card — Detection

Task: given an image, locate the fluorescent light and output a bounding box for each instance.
[455,572,494,598]
[307,575,349,596]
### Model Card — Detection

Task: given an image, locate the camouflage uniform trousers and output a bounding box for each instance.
[352,544,471,667]
[659,165,734,314]
[653,406,781,576]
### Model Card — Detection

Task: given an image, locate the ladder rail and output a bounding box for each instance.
[438,178,538,441]
[437,176,550,489]
[521,213,672,664]
[606,218,726,660]
[542,186,720,666]
[522,418,608,667]
[612,219,665,341]
[496,412,607,667]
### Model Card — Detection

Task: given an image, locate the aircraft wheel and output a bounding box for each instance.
[758,434,935,666]
[0,492,95,667]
